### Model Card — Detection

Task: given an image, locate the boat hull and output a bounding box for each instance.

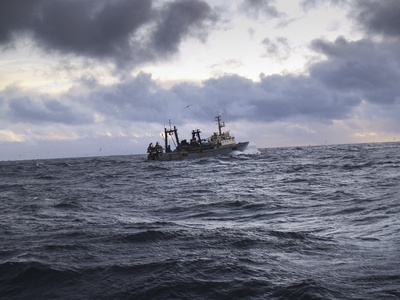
[148,142,249,161]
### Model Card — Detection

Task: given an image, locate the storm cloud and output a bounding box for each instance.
[353,0,400,38]
[54,71,361,126]
[151,0,216,56]
[292,0,400,105]
[8,96,93,125]
[0,0,217,69]
[310,37,400,104]
[299,0,400,39]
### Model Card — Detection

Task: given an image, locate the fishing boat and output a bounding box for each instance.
[147,114,249,161]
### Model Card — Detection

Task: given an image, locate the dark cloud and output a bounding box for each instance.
[7,96,93,125]
[151,0,216,57]
[299,1,400,105]
[240,0,284,19]
[77,72,361,126]
[352,0,400,38]
[310,37,400,104]
[0,0,38,44]
[89,72,167,122]
[197,74,360,123]
[258,75,360,122]
[32,0,152,63]
[300,0,400,39]
[0,0,217,69]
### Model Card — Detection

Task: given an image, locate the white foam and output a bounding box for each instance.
[233,142,260,155]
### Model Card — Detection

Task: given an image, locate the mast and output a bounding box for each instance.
[164,127,168,151]
[164,126,180,152]
[216,114,225,135]
[173,126,180,149]
[192,129,201,143]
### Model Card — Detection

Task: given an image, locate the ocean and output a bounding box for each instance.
[1,142,399,299]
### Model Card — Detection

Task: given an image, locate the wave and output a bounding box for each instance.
[1,142,399,299]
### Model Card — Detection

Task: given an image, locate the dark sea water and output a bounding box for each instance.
[1,142,399,299]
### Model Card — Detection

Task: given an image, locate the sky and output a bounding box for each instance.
[1,0,399,160]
